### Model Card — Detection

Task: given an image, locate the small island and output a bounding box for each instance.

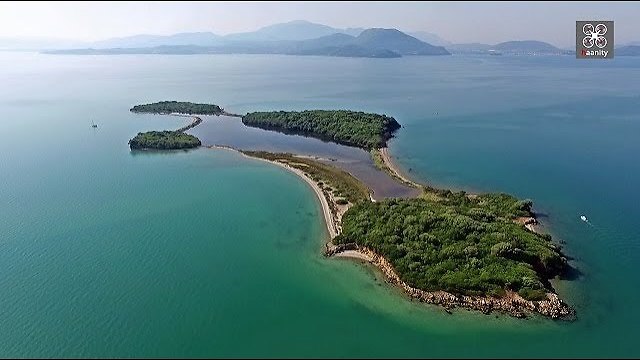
[130,101,224,115]
[129,130,201,150]
[128,100,246,150]
[128,101,219,150]
[242,110,401,149]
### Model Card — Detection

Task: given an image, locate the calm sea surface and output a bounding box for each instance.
[0,52,639,357]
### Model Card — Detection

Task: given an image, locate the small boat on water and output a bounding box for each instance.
[91,120,98,128]
[580,215,588,222]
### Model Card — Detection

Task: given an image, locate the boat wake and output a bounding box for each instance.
[581,215,594,227]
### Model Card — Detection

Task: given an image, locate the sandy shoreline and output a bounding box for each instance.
[378,147,421,188]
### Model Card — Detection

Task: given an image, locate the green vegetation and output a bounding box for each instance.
[421,186,534,219]
[370,148,386,171]
[242,110,401,149]
[241,151,370,204]
[130,101,223,115]
[128,131,201,150]
[334,187,568,300]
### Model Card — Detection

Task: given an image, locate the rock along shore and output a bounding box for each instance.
[325,244,574,320]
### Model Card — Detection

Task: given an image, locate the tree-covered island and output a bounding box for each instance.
[130,101,224,115]
[128,130,201,150]
[334,187,570,304]
[128,101,215,150]
[242,110,401,149]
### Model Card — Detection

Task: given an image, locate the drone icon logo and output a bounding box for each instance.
[576,20,613,59]
[582,23,607,49]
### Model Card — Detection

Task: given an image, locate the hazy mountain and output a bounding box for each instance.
[45,27,448,58]
[354,28,450,55]
[222,20,364,42]
[407,31,451,46]
[616,45,640,56]
[342,28,366,37]
[81,21,366,48]
[283,33,356,53]
[493,40,562,53]
[91,32,221,49]
[223,20,335,41]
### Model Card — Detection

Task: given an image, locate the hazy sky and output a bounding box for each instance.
[1,1,638,47]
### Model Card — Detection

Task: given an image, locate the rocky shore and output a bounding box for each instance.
[326,244,574,320]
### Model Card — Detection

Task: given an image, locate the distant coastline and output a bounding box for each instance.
[41,27,450,59]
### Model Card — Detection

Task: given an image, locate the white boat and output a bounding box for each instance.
[580,215,588,222]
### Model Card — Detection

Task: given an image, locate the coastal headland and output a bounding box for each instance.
[129,102,575,320]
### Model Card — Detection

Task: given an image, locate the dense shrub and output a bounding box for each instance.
[242,110,401,149]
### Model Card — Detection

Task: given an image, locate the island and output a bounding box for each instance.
[129,130,201,150]
[242,110,401,149]
[128,101,245,150]
[128,101,214,150]
[130,101,225,115]
[334,191,570,313]
[131,103,575,319]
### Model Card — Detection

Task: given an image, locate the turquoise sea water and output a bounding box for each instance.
[0,52,639,357]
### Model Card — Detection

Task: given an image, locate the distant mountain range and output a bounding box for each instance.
[87,20,366,48]
[77,21,452,50]
[446,40,571,55]
[220,20,364,42]
[45,25,451,58]
[3,19,591,58]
